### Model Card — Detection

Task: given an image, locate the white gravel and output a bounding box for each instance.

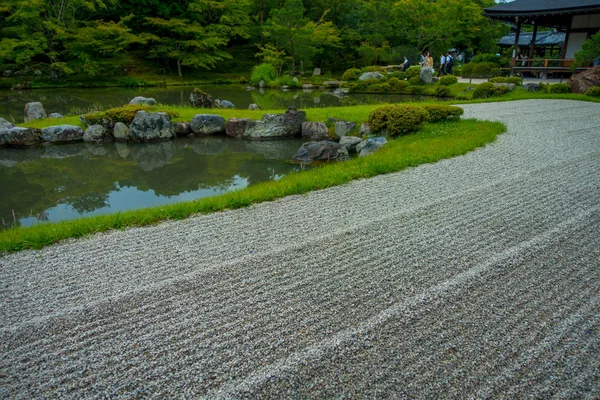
[1,100,599,399]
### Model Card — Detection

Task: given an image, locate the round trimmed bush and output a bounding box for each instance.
[405,66,421,79]
[408,76,421,86]
[439,75,458,86]
[586,86,600,97]
[361,66,387,74]
[472,82,494,99]
[422,105,464,122]
[342,68,362,81]
[489,76,523,86]
[368,105,429,137]
[387,78,410,93]
[547,83,571,93]
[434,85,452,97]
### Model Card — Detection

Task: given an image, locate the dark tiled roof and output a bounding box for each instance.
[498,30,566,47]
[485,0,600,16]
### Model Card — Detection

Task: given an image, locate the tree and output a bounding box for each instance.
[265,0,339,75]
[575,31,600,67]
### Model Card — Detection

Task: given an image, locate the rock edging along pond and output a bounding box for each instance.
[0,99,392,163]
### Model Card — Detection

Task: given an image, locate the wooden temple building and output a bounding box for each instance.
[484,0,600,76]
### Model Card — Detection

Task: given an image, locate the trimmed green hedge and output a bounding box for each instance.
[82,105,180,125]
[368,105,430,137]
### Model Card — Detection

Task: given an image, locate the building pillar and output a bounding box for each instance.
[511,17,522,76]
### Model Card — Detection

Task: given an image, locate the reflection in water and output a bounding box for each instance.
[0,136,304,228]
[0,84,434,122]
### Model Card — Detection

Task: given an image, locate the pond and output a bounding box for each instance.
[0,84,429,122]
[0,136,305,229]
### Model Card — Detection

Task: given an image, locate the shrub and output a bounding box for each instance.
[433,85,452,97]
[472,82,494,99]
[347,80,371,93]
[370,82,391,93]
[361,66,387,74]
[342,68,362,81]
[390,71,406,80]
[82,105,180,125]
[422,105,464,122]
[405,66,421,79]
[367,105,429,137]
[405,85,426,95]
[250,63,277,85]
[490,85,511,96]
[387,78,410,93]
[586,86,600,97]
[489,76,523,86]
[408,76,421,85]
[471,53,508,66]
[438,75,458,86]
[547,83,571,93]
[461,62,502,79]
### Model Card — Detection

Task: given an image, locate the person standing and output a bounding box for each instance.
[425,52,434,71]
[439,53,446,76]
[445,52,454,75]
[418,52,425,67]
[402,56,411,72]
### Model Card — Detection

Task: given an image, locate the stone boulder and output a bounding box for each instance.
[333,88,349,97]
[83,125,112,142]
[80,115,113,130]
[334,121,357,139]
[41,125,84,143]
[359,72,385,81]
[24,102,47,122]
[226,118,253,138]
[0,127,42,147]
[244,109,306,139]
[129,111,175,142]
[189,88,222,108]
[568,65,600,94]
[174,122,192,136]
[523,83,543,92]
[292,141,350,163]
[313,68,321,76]
[339,136,362,153]
[49,113,63,118]
[219,100,236,108]
[129,96,158,106]
[420,68,434,84]
[0,117,13,131]
[190,114,226,135]
[359,123,371,136]
[113,122,130,142]
[357,137,387,157]
[301,122,330,141]
[248,104,260,110]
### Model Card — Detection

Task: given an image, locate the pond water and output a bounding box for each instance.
[0,84,429,122]
[0,136,304,228]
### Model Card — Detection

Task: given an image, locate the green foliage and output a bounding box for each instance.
[574,31,600,67]
[586,86,600,97]
[433,85,452,97]
[405,85,425,95]
[490,85,510,96]
[547,83,571,94]
[470,53,507,66]
[368,105,429,137]
[342,68,362,81]
[461,62,502,78]
[472,82,494,99]
[390,71,406,80]
[405,66,421,79]
[439,75,458,86]
[408,76,421,85]
[251,63,277,85]
[421,105,464,122]
[82,105,180,125]
[489,76,522,86]
[270,75,300,89]
[361,66,387,74]
[387,78,410,92]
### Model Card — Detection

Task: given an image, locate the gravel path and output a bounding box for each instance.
[1,100,599,399]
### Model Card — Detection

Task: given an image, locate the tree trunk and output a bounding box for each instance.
[290,37,296,76]
[177,59,182,77]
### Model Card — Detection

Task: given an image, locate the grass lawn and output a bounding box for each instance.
[1,116,505,253]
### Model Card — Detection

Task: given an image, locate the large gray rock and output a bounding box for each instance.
[312,68,321,76]
[568,65,600,94]
[523,83,543,92]
[24,102,47,122]
[0,117,13,131]
[190,114,226,135]
[80,115,113,130]
[113,122,130,142]
[226,118,253,138]
[0,127,42,147]
[291,140,350,163]
[248,104,260,110]
[334,121,357,139]
[219,100,236,108]
[244,109,306,139]
[174,122,192,136]
[339,136,363,153]
[83,125,112,142]
[301,122,329,141]
[333,88,349,97]
[49,113,63,119]
[41,125,84,143]
[129,111,175,142]
[420,68,434,84]
[359,123,372,136]
[189,88,222,108]
[359,72,385,81]
[357,137,388,157]
[129,96,158,106]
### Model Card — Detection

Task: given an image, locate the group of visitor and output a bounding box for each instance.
[416,51,454,76]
